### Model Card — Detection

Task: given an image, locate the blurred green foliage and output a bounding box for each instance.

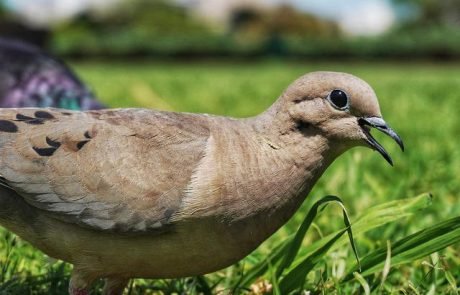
[393,0,460,27]
[1,0,459,59]
[51,0,460,60]
[53,0,215,56]
[229,5,340,39]
[0,4,5,17]
[52,0,341,58]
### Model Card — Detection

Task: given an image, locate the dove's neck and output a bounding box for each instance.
[176,105,348,262]
[202,106,341,250]
[236,100,350,237]
[253,98,349,162]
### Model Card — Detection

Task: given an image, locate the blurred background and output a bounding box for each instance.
[0,0,459,60]
[1,0,460,293]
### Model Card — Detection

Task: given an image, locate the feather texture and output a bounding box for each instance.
[0,108,209,232]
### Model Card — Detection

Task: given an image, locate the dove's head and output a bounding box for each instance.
[280,71,403,165]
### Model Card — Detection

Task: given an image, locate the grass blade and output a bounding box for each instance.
[276,195,353,277]
[445,270,458,295]
[353,271,370,295]
[268,262,281,295]
[277,197,360,295]
[344,215,460,280]
[241,193,432,289]
[278,227,349,294]
[239,236,292,288]
[380,240,392,289]
[293,193,432,265]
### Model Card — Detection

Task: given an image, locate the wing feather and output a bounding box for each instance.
[0,108,210,232]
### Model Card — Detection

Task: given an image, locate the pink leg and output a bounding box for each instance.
[68,269,95,295]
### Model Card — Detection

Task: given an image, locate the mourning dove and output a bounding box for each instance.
[0,71,403,294]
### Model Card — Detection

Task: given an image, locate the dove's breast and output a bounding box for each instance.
[0,191,261,278]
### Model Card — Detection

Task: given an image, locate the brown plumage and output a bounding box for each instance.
[0,72,403,294]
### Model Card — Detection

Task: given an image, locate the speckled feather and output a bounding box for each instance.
[0,108,209,232]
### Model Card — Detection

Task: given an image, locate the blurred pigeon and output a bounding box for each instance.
[0,38,104,110]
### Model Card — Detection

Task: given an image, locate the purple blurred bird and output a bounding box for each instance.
[0,38,104,110]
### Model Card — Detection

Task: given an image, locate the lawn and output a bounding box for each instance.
[0,60,459,294]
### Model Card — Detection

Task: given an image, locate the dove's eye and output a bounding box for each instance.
[327,89,349,110]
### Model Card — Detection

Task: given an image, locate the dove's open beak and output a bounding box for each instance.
[358,117,404,166]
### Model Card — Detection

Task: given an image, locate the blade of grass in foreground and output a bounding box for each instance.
[276,195,358,277]
[279,193,432,278]
[238,235,292,288]
[276,196,360,294]
[240,195,352,288]
[343,215,460,280]
[277,196,359,294]
[290,193,432,265]
[278,226,350,294]
[239,193,432,289]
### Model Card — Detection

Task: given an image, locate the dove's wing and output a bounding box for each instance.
[0,108,210,232]
[0,38,104,110]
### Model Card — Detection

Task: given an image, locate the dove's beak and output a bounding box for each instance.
[358,117,404,166]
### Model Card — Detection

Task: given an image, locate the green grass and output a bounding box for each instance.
[1,60,460,294]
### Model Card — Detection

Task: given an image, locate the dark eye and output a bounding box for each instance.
[327,89,349,110]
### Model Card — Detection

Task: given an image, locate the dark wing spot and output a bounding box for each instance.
[15,114,44,124]
[24,119,44,125]
[16,114,35,121]
[76,140,90,150]
[34,111,55,119]
[33,146,57,157]
[61,112,72,116]
[46,137,61,148]
[84,131,92,139]
[0,120,18,133]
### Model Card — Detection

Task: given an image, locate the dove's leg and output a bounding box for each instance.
[69,269,95,295]
[102,278,129,295]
